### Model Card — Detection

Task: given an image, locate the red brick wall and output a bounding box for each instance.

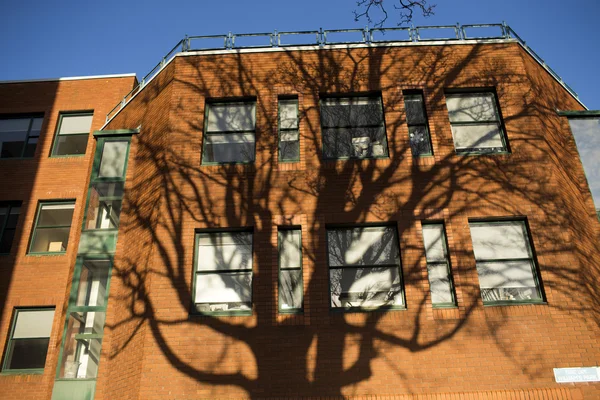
[0,76,136,400]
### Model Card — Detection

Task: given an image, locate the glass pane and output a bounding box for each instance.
[451,124,504,150]
[194,272,252,311]
[330,267,403,308]
[279,139,300,161]
[409,125,432,156]
[6,338,50,370]
[59,337,102,379]
[98,141,128,178]
[322,127,387,158]
[279,269,303,310]
[422,224,446,262]
[568,118,600,211]
[476,260,537,289]
[321,97,383,127]
[197,232,253,271]
[13,309,54,338]
[204,133,255,163]
[279,100,298,129]
[7,206,20,229]
[38,203,75,227]
[53,134,88,156]
[280,130,299,142]
[427,263,453,304]
[207,103,256,132]
[75,260,111,307]
[481,287,542,302]
[279,229,301,269]
[0,118,28,158]
[0,228,15,253]
[30,117,43,134]
[404,94,426,125]
[86,199,121,230]
[59,114,93,135]
[446,93,498,122]
[328,226,400,266]
[470,221,531,260]
[23,137,38,157]
[30,227,71,252]
[65,311,106,337]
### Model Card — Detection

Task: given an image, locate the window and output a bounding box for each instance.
[193,231,253,314]
[29,201,75,254]
[2,308,55,372]
[0,202,21,254]
[203,101,256,164]
[320,96,388,159]
[445,92,508,153]
[469,220,543,304]
[421,223,456,307]
[278,98,300,162]
[0,115,43,158]
[404,91,433,156]
[51,113,93,156]
[327,226,404,310]
[97,140,129,178]
[278,228,303,312]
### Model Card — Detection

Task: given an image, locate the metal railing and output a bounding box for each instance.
[106,22,579,123]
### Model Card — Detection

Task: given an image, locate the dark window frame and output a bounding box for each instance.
[0,201,21,255]
[278,96,300,163]
[278,227,304,314]
[403,90,434,157]
[0,114,44,159]
[445,89,510,155]
[50,111,94,158]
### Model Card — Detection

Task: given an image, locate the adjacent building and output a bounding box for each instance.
[1,24,599,400]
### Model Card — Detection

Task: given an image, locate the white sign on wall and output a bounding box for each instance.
[553,367,600,383]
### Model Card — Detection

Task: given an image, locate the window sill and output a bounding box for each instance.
[49,154,86,159]
[330,305,406,314]
[27,251,67,256]
[1,369,44,376]
[190,310,253,317]
[455,150,510,156]
[279,309,303,315]
[483,300,546,307]
[432,303,458,309]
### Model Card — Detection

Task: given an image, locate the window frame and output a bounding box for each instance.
[403,90,434,157]
[0,201,21,255]
[445,90,510,155]
[191,229,254,316]
[326,224,406,313]
[278,97,300,163]
[50,111,94,158]
[201,99,257,165]
[319,93,389,160]
[28,200,76,255]
[278,227,304,314]
[0,114,44,159]
[468,218,545,306]
[421,221,457,308]
[1,307,55,375]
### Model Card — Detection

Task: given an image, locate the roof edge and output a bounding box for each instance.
[0,73,137,85]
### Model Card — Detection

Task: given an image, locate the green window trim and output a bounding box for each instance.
[1,307,55,374]
[28,200,76,255]
[445,90,510,155]
[421,222,457,308]
[278,228,304,314]
[191,230,254,316]
[468,219,545,305]
[0,114,44,159]
[278,97,301,163]
[50,112,94,158]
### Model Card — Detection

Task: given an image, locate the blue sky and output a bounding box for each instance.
[1,0,598,108]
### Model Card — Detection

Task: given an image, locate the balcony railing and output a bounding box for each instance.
[106,22,579,123]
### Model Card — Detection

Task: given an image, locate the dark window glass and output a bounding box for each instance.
[0,203,21,253]
[0,116,43,158]
[404,92,433,156]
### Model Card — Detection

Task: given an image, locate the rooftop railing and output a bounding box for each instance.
[106,22,580,123]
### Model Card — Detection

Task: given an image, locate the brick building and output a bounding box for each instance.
[0,24,599,399]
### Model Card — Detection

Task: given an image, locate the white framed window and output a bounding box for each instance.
[469,220,543,304]
[320,96,388,159]
[193,231,253,314]
[422,223,456,306]
[203,102,256,164]
[2,308,55,372]
[446,92,508,153]
[327,226,404,310]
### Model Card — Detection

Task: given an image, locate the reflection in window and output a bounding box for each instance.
[422,223,455,306]
[203,102,256,163]
[278,98,300,162]
[29,202,75,253]
[327,226,403,310]
[446,92,507,153]
[469,220,543,303]
[567,117,600,218]
[0,116,43,158]
[0,202,21,253]
[52,113,93,156]
[193,231,253,313]
[320,96,388,159]
[2,308,54,371]
[85,182,124,230]
[404,92,433,156]
[98,140,128,178]
[278,229,303,312]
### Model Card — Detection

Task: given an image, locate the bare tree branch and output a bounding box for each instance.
[354,0,436,27]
